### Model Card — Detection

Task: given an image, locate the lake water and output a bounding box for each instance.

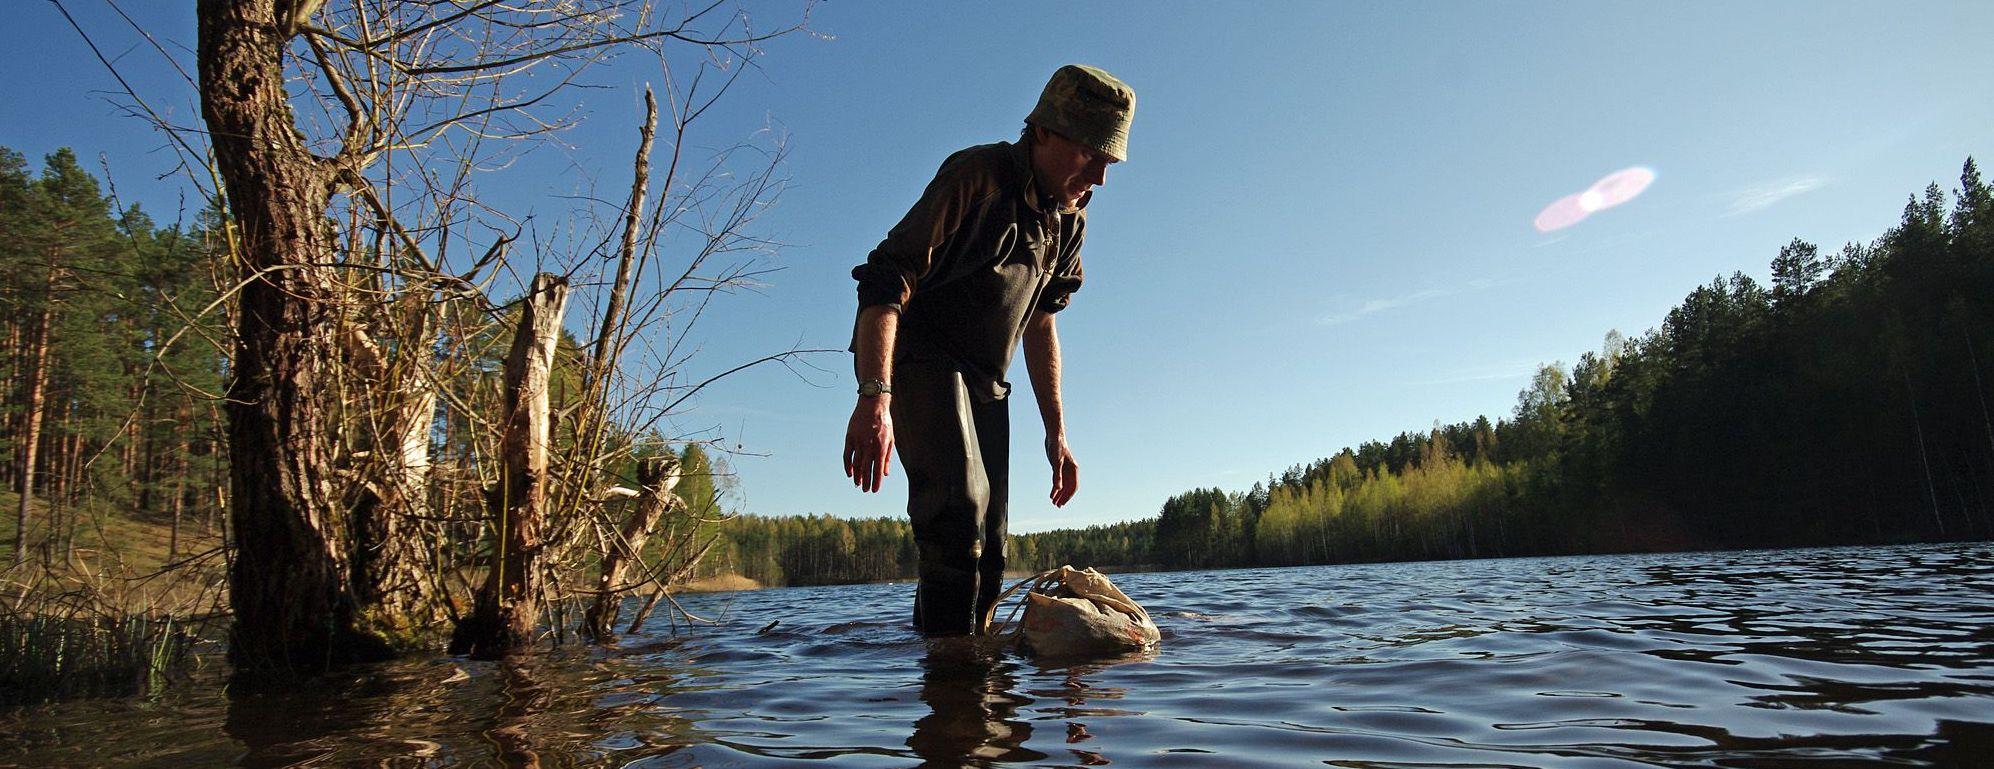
[4,542,1992,767]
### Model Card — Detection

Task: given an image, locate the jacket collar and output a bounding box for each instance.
[1012,136,1089,216]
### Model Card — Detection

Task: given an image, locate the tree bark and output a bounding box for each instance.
[582,455,681,642]
[452,274,569,658]
[1,320,17,492]
[343,293,445,649]
[137,408,157,518]
[12,277,52,566]
[169,399,190,563]
[563,88,657,522]
[58,423,78,552]
[200,0,389,670]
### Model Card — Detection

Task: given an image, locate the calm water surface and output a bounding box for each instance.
[4,543,1993,768]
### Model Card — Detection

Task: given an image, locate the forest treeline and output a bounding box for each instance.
[0,148,226,566]
[695,514,1156,587]
[1110,158,1994,571]
[0,144,737,608]
[8,146,1991,593]
[697,159,1994,586]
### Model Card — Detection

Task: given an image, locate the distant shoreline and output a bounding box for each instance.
[683,564,1169,593]
[679,574,764,593]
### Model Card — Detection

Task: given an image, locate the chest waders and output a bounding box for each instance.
[892,362,1011,636]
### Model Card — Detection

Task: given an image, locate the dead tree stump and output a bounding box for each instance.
[452,273,569,658]
[581,455,684,642]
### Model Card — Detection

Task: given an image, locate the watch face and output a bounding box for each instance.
[859,381,885,396]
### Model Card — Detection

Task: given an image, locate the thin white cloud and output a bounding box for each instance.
[1317,278,1514,327]
[1725,176,1827,216]
[1318,287,1453,326]
[1411,360,1540,386]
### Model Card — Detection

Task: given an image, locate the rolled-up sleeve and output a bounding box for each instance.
[1037,219,1085,314]
[853,151,990,312]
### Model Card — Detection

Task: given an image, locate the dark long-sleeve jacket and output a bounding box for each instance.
[851,138,1086,402]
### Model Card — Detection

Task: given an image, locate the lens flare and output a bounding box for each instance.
[1577,188,1606,213]
[1534,166,1656,232]
[1588,167,1655,209]
[1533,193,1589,232]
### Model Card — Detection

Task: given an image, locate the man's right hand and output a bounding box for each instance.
[843,397,894,493]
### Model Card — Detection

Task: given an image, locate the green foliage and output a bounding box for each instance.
[1,147,229,563]
[675,444,724,519]
[1040,156,1994,572]
[1013,518,1156,571]
[704,513,916,586]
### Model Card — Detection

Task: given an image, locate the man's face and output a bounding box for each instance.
[1031,127,1115,208]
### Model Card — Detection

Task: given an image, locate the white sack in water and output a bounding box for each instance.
[1017,566,1160,658]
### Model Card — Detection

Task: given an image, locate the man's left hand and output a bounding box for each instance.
[1045,435,1078,507]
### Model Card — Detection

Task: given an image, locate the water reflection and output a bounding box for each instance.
[487,658,551,769]
[213,649,716,767]
[1029,653,1154,767]
[224,663,458,768]
[907,638,1045,767]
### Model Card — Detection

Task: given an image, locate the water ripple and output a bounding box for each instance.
[4,543,1993,767]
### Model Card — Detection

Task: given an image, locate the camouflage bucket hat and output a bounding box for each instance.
[1025,64,1136,162]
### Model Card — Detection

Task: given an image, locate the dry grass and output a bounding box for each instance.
[678,573,763,593]
[0,491,224,574]
[0,491,226,706]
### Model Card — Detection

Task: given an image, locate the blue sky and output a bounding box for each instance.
[8,2,1993,532]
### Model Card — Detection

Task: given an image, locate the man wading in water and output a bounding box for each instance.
[843,65,1135,637]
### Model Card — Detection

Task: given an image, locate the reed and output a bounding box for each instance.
[0,544,223,707]
[0,609,198,706]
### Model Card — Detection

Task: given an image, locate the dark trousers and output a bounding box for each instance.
[892,359,1009,636]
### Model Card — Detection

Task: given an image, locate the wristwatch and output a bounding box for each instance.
[857,379,893,397]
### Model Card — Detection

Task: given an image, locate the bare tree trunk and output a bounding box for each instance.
[1904,370,1945,535]
[124,379,144,490]
[591,88,656,380]
[562,88,657,521]
[0,321,16,494]
[208,400,225,538]
[169,467,184,563]
[1967,327,1994,478]
[624,534,720,634]
[452,274,569,658]
[137,410,157,517]
[51,411,68,512]
[582,454,681,642]
[200,0,389,670]
[60,424,81,554]
[13,265,55,567]
[347,383,443,645]
[169,399,190,562]
[343,293,446,649]
[71,427,85,510]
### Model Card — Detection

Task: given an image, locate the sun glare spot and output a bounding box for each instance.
[1577,188,1605,213]
[1534,166,1656,232]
